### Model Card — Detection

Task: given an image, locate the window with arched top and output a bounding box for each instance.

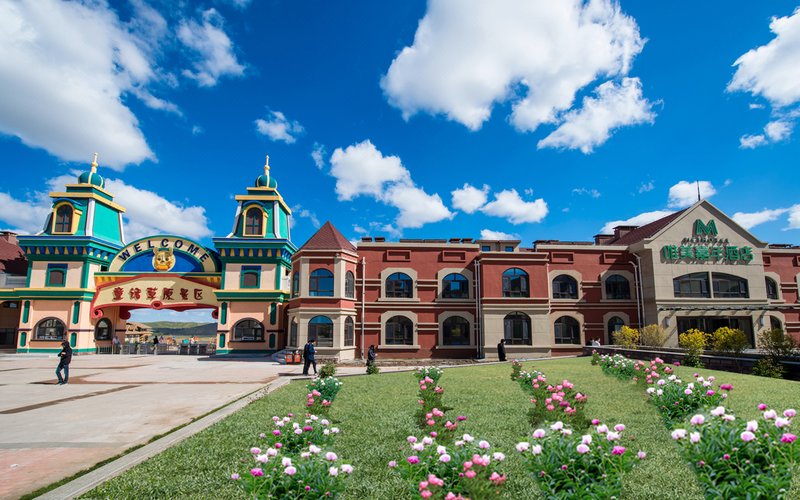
[309,269,334,297]
[605,274,630,300]
[554,316,580,344]
[712,273,749,298]
[345,271,355,299]
[308,316,334,347]
[232,319,264,341]
[386,272,413,298]
[607,316,625,336]
[442,316,470,346]
[770,316,783,332]
[35,318,66,340]
[552,275,578,299]
[94,318,112,340]
[289,320,298,347]
[243,207,263,236]
[503,312,531,345]
[385,316,413,345]
[502,268,529,297]
[442,273,469,299]
[766,277,779,300]
[344,317,355,346]
[54,204,74,233]
[673,272,710,298]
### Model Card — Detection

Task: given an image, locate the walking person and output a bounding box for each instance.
[366,344,376,373]
[112,335,121,354]
[56,340,72,385]
[152,335,159,355]
[302,338,317,376]
[497,338,507,362]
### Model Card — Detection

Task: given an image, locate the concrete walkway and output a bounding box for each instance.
[0,353,422,499]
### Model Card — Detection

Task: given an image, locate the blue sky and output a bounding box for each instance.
[2,0,800,258]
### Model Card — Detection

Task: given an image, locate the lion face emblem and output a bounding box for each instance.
[152,247,175,272]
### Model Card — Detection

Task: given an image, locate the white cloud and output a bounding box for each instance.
[191,125,204,135]
[480,229,519,240]
[381,0,650,149]
[729,8,800,146]
[451,183,489,213]
[638,181,654,193]
[788,205,800,229]
[749,103,765,110]
[383,184,454,229]
[723,179,733,187]
[254,110,304,144]
[220,0,253,9]
[329,140,410,201]
[291,205,321,229]
[600,210,675,234]
[733,208,789,230]
[178,8,244,87]
[572,187,601,198]
[481,189,548,224]
[328,140,453,230]
[0,0,158,168]
[311,143,326,169]
[538,78,656,153]
[667,180,716,209]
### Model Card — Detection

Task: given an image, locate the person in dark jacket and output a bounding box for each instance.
[56,340,72,385]
[366,345,376,373]
[302,339,317,375]
[152,335,159,355]
[497,338,507,362]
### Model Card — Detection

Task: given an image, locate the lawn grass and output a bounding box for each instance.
[83,357,800,499]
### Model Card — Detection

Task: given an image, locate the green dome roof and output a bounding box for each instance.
[255,174,278,188]
[78,170,105,188]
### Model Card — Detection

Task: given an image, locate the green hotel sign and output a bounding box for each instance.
[661,219,753,264]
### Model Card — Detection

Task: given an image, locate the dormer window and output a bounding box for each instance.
[244,207,264,236]
[53,204,74,234]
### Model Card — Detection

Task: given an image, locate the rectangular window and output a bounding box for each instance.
[504,246,514,252]
[481,245,491,252]
[240,266,261,289]
[46,264,67,287]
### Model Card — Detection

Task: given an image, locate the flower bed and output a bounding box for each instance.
[512,363,588,429]
[306,376,343,415]
[515,420,646,499]
[671,405,799,498]
[647,373,731,426]
[259,413,339,453]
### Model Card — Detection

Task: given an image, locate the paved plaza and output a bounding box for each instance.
[0,353,377,499]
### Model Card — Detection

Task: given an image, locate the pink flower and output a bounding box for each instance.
[431,432,438,437]
[516,442,530,452]
[561,465,568,471]
[250,468,264,477]
[250,447,261,455]
[690,415,705,426]
[465,470,477,479]
[284,466,297,475]
[741,431,756,442]
[427,420,435,426]
[421,491,432,499]
[764,410,778,420]
[591,419,600,425]
[672,429,687,440]
[532,445,542,455]
[407,436,418,443]
[775,417,791,428]
[706,390,716,396]
[457,415,467,422]
[478,440,490,449]
[723,454,730,460]
[532,429,546,439]
[637,451,647,460]
[388,460,397,468]
[439,454,451,463]
[612,446,626,455]
[596,424,608,434]
[275,443,282,449]
[781,433,797,444]
[490,472,507,485]
[614,424,626,432]
[407,456,420,464]
[231,473,240,480]
[576,444,590,454]
[720,384,733,391]
[325,452,338,461]
[690,432,701,443]
[329,466,338,476]
[784,409,797,418]
[463,461,473,470]
[342,464,353,474]
[419,481,429,491]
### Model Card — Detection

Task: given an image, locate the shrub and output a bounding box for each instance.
[319,362,337,379]
[515,369,588,429]
[259,414,338,453]
[510,360,523,380]
[590,350,600,366]
[306,377,343,415]
[390,433,508,499]
[711,327,749,355]
[647,373,730,426]
[415,366,444,385]
[612,326,639,349]
[752,358,786,379]
[366,363,380,375]
[599,354,636,380]
[639,324,669,347]
[671,405,799,499]
[679,329,708,368]
[758,328,798,358]
[515,420,646,499]
[232,443,353,498]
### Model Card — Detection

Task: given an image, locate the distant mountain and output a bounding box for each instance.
[143,322,217,337]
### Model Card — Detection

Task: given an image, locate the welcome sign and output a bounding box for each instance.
[91,274,219,316]
[108,235,219,273]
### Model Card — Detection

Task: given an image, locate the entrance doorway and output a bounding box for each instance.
[110,308,217,355]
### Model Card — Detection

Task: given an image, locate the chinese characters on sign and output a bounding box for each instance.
[111,285,205,303]
[661,244,753,263]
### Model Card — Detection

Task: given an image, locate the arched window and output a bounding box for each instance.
[308,316,333,347]
[94,318,112,340]
[766,277,779,300]
[442,273,469,299]
[345,271,355,299]
[241,267,260,288]
[386,272,413,298]
[344,317,355,346]
[502,268,529,297]
[503,312,531,345]
[770,316,783,332]
[232,319,264,341]
[292,272,300,297]
[309,269,334,297]
[243,207,263,236]
[673,272,710,298]
[54,204,73,233]
[712,273,749,298]
[552,275,578,299]
[605,274,630,300]
[35,318,66,340]
[554,316,580,344]
[385,316,413,345]
[607,316,625,336]
[442,316,470,346]
[289,320,298,347]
